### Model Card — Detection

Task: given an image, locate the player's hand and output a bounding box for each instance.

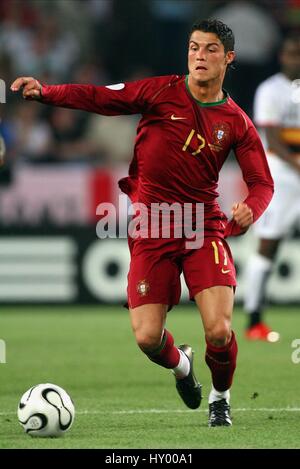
[231,202,253,232]
[10,77,42,100]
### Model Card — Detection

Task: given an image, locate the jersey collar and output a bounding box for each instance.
[185,75,228,107]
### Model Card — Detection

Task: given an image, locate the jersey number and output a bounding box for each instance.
[211,240,230,269]
[182,129,206,156]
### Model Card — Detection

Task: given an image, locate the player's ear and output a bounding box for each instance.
[225,51,236,65]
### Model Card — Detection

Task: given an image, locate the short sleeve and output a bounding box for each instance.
[253,82,282,127]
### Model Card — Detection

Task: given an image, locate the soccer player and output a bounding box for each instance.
[11,19,274,427]
[244,34,300,341]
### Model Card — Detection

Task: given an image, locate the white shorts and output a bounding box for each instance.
[254,154,300,239]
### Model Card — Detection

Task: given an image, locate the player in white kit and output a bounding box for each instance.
[244,33,300,340]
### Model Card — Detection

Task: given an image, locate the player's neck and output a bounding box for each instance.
[188,76,224,103]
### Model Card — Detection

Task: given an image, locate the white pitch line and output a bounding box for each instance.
[81,407,300,414]
[2,407,300,416]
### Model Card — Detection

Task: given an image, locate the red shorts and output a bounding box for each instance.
[127,236,236,309]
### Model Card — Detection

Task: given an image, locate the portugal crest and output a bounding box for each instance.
[212,122,230,147]
[137,280,150,297]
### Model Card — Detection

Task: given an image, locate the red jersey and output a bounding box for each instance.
[41,74,274,237]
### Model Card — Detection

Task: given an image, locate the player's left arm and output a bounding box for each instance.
[225,123,274,237]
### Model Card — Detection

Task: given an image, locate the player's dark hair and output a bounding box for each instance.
[189,19,235,53]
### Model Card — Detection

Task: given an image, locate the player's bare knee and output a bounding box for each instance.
[206,323,231,346]
[135,331,162,353]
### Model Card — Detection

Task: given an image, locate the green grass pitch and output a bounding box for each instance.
[1,305,300,449]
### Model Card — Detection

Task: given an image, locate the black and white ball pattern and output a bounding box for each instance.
[18,383,75,437]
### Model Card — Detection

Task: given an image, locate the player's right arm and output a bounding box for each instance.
[10,75,169,116]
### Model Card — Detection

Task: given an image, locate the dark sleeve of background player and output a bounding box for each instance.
[225,124,274,237]
[40,79,157,116]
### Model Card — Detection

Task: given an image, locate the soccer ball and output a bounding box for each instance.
[18,383,75,437]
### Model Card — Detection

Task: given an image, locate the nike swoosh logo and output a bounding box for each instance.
[171,114,187,120]
[221,269,231,274]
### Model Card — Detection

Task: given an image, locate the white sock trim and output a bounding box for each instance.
[208,385,230,404]
[172,349,190,379]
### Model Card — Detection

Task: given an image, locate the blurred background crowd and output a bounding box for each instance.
[1,0,299,167]
[0,0,299,305]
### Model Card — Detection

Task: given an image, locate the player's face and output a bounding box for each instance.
[188,31,234,84]
[280,40,300,79]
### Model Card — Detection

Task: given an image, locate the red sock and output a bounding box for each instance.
[146,329,180,369]
[205,331,238,392]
